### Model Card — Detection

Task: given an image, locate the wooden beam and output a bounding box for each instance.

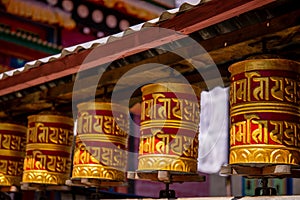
[198,9,300,53]
[159,0,276,34]
[50,16,300,103]
[127,171,205,183]
[47,49,196,100]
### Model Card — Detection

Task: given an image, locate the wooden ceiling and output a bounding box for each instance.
[0,0,299,123]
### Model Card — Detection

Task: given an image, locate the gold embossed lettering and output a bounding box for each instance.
[81,112,93,133]
[101,147,113,166]
[2,134,11,149]
[10,135,21,150]
[33,150,47,170]
[271,77,284,101]
[236,79,247,101]
[170,135,183,155]
[156,133,170,154]
[234,121,247,144]
[172,98,183,119]
[37,123,49,143]
[142,98,154,120]
[56,156,67,172]
[252,118,268,144]
[270,121,283,144]
[7,161,18,175]
[47,155,57,171]
[245,72,261,101]
[157,97,171,119]
[0,160,8,173]
[49,127,59,143]
[285,78,297,103]
[284,121,297,146]
[93,115,103,133]
[253,76,269,100]
[104,116,115,134]
[27,126,38,143]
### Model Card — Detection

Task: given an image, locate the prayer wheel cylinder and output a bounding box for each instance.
[0,123,26,186]
[138,83,201,173]
[229,59,300,165]
[22,113,74,184]
[72,102,129,181]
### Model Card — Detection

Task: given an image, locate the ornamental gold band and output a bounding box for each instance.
[71,102,129,182]
[229,59,300,165]
[0,123,26,186]
[22,113,74,185]
[138,83,201,173]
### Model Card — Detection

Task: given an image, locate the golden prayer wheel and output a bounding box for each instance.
[229,59,300,165]
[138,83,201,173]
[72,102,129,181]
[0,123,26,186]
[22,113,74,185]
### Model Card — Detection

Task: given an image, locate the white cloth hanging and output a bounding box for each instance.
[197,87,229,174]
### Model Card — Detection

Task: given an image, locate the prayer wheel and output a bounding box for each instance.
[22,113,73,184]
[229,59,300,165]
[0,123,26,186]
[72,102,129,181]
[138,83,201,173]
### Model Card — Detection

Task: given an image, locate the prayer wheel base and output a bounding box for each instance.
[66,178,125,188]
[127,170,206,183]
[20,182,70,191]
[220,164,300,178]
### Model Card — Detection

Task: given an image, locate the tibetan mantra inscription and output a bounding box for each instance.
[229,59,300,165]
[138,83,201,173]
[0,123,26,186]
[23,114,73,185]
[72,102,129,181]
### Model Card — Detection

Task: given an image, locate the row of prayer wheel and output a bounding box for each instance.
[0,82,201,186]
[0,58,299,187]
